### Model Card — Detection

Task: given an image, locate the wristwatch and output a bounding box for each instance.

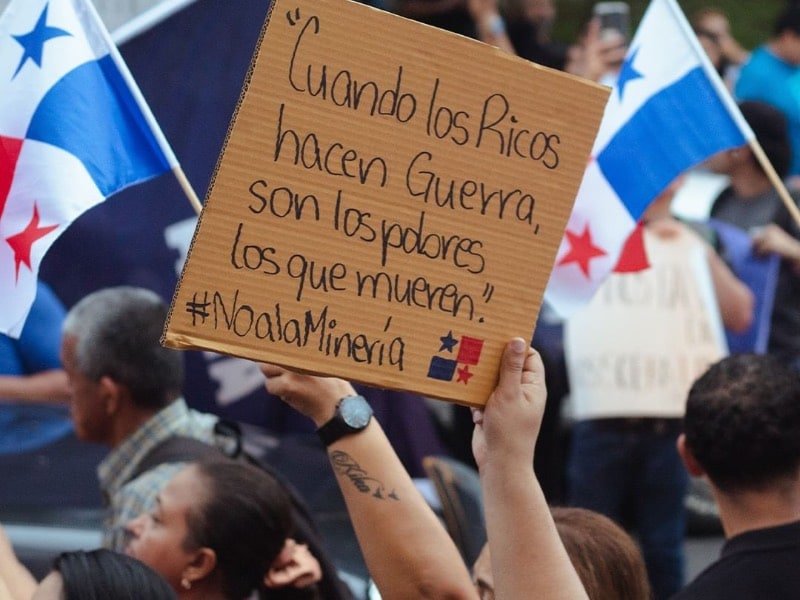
[317,395,373,446]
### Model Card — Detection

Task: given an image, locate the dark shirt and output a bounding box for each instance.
[711,187,800,364]
[673,520,800,599]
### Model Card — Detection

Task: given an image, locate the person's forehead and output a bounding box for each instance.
[162,465,205,514]
[699,13,728,31]
[60,335,76,363]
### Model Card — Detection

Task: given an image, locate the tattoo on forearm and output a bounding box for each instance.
[330,451,399,501]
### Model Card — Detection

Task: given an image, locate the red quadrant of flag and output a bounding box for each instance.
[457,337,484,366]
[613,223,650,273]
[0,136,23,220]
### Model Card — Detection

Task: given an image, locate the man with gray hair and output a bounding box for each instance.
[60,287,215,551]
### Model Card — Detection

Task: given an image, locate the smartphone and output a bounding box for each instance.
[593,2,630,42]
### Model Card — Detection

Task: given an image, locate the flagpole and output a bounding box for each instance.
[80,0,202,216]
[173,167,203,215]
[749,140,800,229]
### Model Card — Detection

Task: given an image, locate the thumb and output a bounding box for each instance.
[496,338,527,396]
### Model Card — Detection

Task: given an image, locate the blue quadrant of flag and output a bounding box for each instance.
[428,356,457,381]
[597,66,747,221]
[26,55,170,197]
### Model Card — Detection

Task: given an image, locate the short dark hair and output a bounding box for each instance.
[63,287,184,409]
[55,549,176,600]
[685,354,800,493]
[740,101,792,178]
[186,459,293,599]
[774,5,800,36]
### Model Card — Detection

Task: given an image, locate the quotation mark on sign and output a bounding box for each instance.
[477,283,495,323]
[482,283,495,303]
[186,291,210,326]
[286,7,301,26]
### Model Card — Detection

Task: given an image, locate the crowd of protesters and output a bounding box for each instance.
[2,1,800,599]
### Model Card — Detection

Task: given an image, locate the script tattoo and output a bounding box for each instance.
[330,450,399,501]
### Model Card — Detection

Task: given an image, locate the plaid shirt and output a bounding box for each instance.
[98,399,216,551]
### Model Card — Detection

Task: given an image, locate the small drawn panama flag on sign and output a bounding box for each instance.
[427,331,484,385]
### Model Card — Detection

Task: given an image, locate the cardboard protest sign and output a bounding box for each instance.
[565,228,727,419]
[163,0,609,405]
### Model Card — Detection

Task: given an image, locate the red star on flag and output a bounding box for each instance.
[456,365,474,384]
[6,204,58,281]
[557,223,607,279]
[0,136,23,218]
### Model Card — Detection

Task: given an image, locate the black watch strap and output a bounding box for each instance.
[317,395,372,446]
[317,416,352,447]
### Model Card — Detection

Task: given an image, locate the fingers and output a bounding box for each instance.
[750,226,768,252]
[472,407,484,425]
[585,16,601,41]
[751,232,778,256]
[261,364,318,402]
[261,363,291,398]
[495,337,528,397]
[260,363,286,378]
[599,43,627,63]
[522,348,544,382]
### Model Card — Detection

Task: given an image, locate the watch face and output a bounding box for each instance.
[340,396,372,429]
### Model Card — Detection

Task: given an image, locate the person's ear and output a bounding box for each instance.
[97,375,123,416]
[677,434,705,477]
[182,547,217,590]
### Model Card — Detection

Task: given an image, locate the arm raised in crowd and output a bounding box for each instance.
[261,365,476,600]
[467,0,517,55]
[753,223,800,274]
[565,18,627,83]
[472,339,589,600]
[0,370,69,403]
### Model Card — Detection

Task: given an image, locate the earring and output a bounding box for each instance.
[181,577,192,590]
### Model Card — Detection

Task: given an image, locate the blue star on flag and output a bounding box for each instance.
[439,331,458,353]
[12,4,71,79]
[617,48,643,101]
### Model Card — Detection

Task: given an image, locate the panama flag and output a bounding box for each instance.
[544,0,754,316]
[0,0,178,337]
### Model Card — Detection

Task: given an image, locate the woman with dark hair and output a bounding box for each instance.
[472,507,651,600]
[32,549,176,600]
[552,508,651,600]
[125,458,317,599]
[1,460,322,600]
